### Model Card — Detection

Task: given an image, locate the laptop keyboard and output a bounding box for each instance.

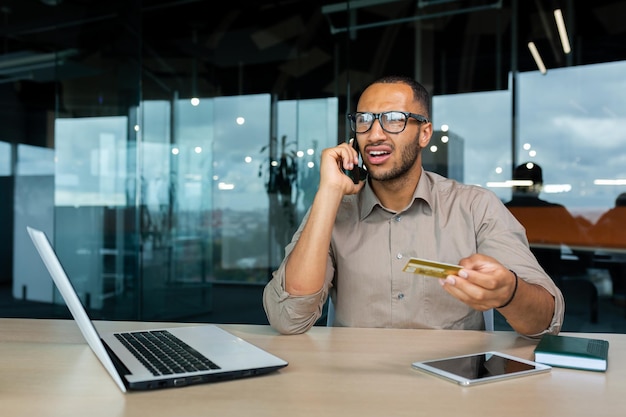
[114,330,221,376]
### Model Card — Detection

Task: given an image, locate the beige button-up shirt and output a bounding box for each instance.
[263,171,565,337]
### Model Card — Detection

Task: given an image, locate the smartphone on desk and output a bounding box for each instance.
[346,138,367,184]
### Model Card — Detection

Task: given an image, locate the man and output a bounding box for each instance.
[505,162,592,279]
[263,75,564,337]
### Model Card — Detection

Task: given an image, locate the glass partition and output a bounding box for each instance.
[14,92,339,321]
[516,61,626,305]
[13,144,56,303]
[517,61,626,215]
[0,142,10,176]
[432,89,512,199]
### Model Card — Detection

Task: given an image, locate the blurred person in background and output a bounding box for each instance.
[505,162,592,280]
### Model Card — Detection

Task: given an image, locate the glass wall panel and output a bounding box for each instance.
[0,142,10,176]
[272,98,338,265]
[211,94,270,276]
[517,61,626,214]
[516,61,626,305]
[432,89,512,198]
[13,144,55,303]
[53,116,131,310]
[136,94,337,320]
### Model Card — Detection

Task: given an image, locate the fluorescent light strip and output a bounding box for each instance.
[486,182,572,192]
[594,179,626,185]
[528,42,547,74]
[543,184,572,193]
[554,9,571,54]
[490,179,626,187]
[486,180,534,188]
[486,182,510,188]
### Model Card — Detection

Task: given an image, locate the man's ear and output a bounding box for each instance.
[419,123,433,147]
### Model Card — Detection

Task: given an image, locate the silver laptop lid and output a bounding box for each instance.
[27,226,128,392]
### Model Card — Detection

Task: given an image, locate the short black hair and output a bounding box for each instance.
[513,162,543,185]
[368,75,431,119]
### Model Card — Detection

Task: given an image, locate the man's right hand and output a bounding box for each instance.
[319,140,366,195]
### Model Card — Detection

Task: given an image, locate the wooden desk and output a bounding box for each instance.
[1,319,625,417]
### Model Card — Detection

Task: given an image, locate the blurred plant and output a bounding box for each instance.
[259,135,298,252]
[259,134,298,199]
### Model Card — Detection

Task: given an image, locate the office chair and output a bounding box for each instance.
[326,298,495,331]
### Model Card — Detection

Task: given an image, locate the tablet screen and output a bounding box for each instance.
[412,351,551,386]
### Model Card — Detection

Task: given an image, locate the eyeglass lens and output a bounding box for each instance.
[352,111,409,133]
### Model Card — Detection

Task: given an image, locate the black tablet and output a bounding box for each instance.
[411,351,551,386]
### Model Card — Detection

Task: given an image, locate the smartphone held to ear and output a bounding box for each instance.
[346,138,368,184]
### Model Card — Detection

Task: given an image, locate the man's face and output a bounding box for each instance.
[355,83,432,182]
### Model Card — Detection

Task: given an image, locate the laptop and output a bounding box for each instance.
[26,226,288,393]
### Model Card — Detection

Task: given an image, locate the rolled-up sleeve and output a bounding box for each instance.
[262,258,327,334]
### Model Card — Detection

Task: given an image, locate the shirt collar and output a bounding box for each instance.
[357,169,435,219]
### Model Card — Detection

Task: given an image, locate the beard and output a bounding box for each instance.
[367,134,423,182]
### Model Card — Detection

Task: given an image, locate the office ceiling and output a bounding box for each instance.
[1,0,626,105]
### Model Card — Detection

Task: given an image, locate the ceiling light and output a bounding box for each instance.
[554,9,571,54]
[528,42,547,75]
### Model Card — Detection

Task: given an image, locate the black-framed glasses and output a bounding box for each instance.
[347,111,429,134]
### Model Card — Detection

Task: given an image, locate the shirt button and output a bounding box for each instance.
[398,293,405,300]
[395,215,401,222]
[396,253,403,259]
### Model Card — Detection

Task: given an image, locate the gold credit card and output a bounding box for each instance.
[402,257,462,278]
